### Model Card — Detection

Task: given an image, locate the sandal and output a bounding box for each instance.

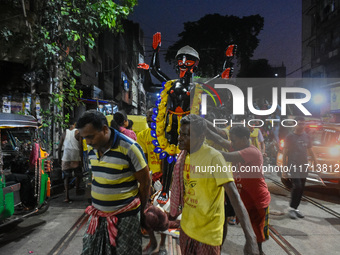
[64,199,73,204]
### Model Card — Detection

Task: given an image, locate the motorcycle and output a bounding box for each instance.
[0,113,52,229]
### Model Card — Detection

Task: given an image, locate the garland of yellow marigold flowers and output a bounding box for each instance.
[150,80,203,163]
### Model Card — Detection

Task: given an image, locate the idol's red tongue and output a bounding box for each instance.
[179,69,186,78]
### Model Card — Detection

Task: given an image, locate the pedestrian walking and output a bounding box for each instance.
[76,110,150,255]
[170,114,259,255]
[127,119,134,130]
[282,116,316,219]
[137,108,165,254]
[58,119,83,203]
[206,124,271,255]
[111,111,137,141]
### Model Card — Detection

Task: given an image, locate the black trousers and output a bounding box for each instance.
[290,177,306,209]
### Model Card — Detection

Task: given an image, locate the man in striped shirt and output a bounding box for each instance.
[77,110,150,255]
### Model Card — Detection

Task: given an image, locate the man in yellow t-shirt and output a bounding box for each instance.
[137,109,162,181]
[175,114,258,255]
[249,126,266,156]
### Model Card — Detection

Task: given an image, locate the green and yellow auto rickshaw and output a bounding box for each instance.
[0,113,52,228]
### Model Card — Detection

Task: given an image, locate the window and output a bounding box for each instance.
[1,131,14,150]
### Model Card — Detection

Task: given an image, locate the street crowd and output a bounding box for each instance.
[57,107,314,255]
[57,41,315,255]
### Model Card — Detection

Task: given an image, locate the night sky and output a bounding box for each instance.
[129,0,302,78]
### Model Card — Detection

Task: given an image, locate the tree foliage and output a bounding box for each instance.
[0,0,137,127]
[165,14,264,78]
[237,59,274,78]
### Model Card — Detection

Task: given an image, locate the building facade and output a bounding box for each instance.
[302,0,340,121]
[0,1,146,156]
[78,20,146,118]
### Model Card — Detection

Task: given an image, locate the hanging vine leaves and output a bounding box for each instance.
[1,0,137,145]
[0,0,137,154]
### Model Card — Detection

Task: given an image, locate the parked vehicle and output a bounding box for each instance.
[277,121,340,193]
[0,113,52,228]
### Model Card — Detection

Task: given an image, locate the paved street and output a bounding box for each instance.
[0,187,90,255]
[223,172,340,255]
[1,171,340,255]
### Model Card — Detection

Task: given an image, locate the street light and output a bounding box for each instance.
[312,93,325,105]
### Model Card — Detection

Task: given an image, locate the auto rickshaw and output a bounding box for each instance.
[0,113,52,228]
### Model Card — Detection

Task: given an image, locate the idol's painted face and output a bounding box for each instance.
[177,54,198,78]
[79,123,110,151]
